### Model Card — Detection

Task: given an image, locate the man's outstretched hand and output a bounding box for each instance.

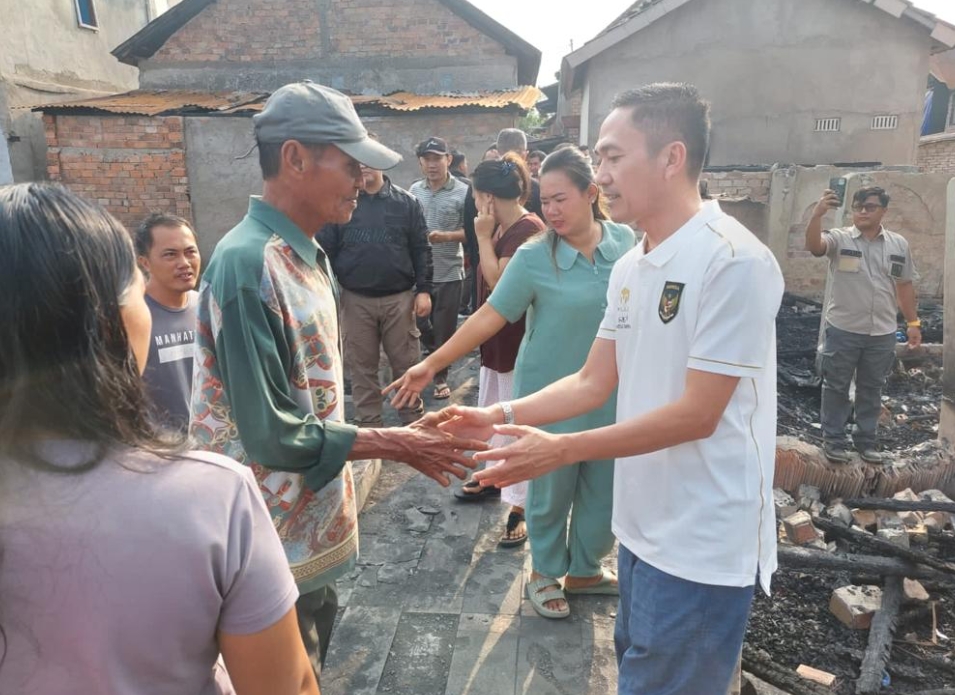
[471,424,571,488]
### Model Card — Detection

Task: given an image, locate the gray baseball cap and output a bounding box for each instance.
[253,80,402,170]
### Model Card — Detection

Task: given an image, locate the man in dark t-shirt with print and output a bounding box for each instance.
[135,213,201,433]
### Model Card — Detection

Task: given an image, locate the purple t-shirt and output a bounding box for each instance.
[0,442,298,695]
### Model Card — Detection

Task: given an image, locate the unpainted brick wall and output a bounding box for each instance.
[917,134,955,174]
[45,114,193,231]
[153,0,506,64]
[701,171,772,203]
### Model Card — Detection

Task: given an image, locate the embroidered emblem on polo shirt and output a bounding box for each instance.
[616,287,632,329]
[658,281,685,324]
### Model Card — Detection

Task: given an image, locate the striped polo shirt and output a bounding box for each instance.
[410,175,469,284]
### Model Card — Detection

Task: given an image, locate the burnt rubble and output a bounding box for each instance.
[776,294,944,453]
[748,486,955,694]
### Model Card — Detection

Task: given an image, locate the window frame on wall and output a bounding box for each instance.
[74,0,99,30]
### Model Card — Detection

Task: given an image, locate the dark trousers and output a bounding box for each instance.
[820,323,897,449]
[417,280,463,384]
[296,584,338,683]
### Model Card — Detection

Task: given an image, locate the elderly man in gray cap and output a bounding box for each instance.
[190,81,485,679]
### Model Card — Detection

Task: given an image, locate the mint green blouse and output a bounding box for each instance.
[488,221,636,434]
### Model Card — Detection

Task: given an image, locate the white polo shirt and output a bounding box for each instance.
[597,200,783,594]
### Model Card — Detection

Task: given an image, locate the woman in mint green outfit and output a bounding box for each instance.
[388,147,635,618]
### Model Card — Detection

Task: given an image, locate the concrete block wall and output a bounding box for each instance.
[45,114,193,231]
[702,171,772,203]
[918,133,955,173]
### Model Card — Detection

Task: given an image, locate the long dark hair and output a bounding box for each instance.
[0,183,174,472]
[471,152,531,204]
[538,147,609,265]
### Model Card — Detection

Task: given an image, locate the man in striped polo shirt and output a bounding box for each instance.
[410,136,469,400]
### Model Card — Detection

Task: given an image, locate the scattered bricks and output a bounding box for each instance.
[920,489,955,529]
[877,528,910,549]
[774,488,798,519]
[877,511,904,531]
[798,484,821,510]
[796,665,837,688]
[783,510,819,546]
[903,578,930,603]
[830,585,883,629]
[852,509,878,531]
[825,503,853,528]
[898,510,924,528]
[893,488,919,502]
[906,524,929,546]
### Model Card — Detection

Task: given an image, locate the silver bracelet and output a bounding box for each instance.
[500,401,515,425]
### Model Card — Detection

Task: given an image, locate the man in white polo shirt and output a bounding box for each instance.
[447,83,784,694]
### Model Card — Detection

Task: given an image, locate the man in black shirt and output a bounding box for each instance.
[319,163,433,426]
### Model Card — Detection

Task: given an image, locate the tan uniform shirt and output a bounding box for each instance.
[822,226,916,336]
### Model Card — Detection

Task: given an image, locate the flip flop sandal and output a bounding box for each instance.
[498,511,527,548]
[433,383,451,400]
[526,576,570,619]
[453,479,501,502]
[564,568,619,596]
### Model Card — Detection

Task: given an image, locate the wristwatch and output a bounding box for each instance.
[499,401,515,425]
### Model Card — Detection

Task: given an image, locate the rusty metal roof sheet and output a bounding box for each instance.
[35,91,267,115]
[35,87,542,116]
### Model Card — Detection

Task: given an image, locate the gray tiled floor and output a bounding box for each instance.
[330,345,790,695]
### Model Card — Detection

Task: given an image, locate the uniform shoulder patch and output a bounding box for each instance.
[658,281,685,324]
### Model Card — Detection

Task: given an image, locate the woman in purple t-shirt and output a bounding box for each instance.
[0,183,316,695]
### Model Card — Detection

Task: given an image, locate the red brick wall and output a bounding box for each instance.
[45,114,193,231]
[917,133,955,173]
[152,0,505,64]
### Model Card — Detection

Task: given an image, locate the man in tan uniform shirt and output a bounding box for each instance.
[806,186,921,464]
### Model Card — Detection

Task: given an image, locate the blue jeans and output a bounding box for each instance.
[615,545,755,695]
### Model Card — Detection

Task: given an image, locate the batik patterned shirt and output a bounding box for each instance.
[191,196,359,593]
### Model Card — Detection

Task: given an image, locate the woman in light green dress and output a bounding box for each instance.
[387,147,635,618]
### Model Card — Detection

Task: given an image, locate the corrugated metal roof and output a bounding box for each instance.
[36,91,266,115]
[36,87,542,116]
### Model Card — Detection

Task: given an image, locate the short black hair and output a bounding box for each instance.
[135,212,194,257]
[853,186,890,208]
[611,83,711,180]
[450,149,466,169]
[528,150,546,162]
[257,139,327,180]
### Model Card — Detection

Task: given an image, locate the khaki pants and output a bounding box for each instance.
[341,288,422,426]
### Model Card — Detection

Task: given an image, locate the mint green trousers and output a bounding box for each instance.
[525,458,616,579]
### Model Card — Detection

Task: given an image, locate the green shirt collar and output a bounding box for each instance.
[247,196,322,269]
[555,221,630,270]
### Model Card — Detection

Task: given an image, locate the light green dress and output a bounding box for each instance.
[488,221,636,579]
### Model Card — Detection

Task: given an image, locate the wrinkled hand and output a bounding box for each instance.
[397,414,488,486]
[812,189,841,219]
[471,424,571,488]
[436,404,500,442]
[907,326,922,349]
[414,292,432,318]
[475,198,496,241]
[383,361,436,409]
